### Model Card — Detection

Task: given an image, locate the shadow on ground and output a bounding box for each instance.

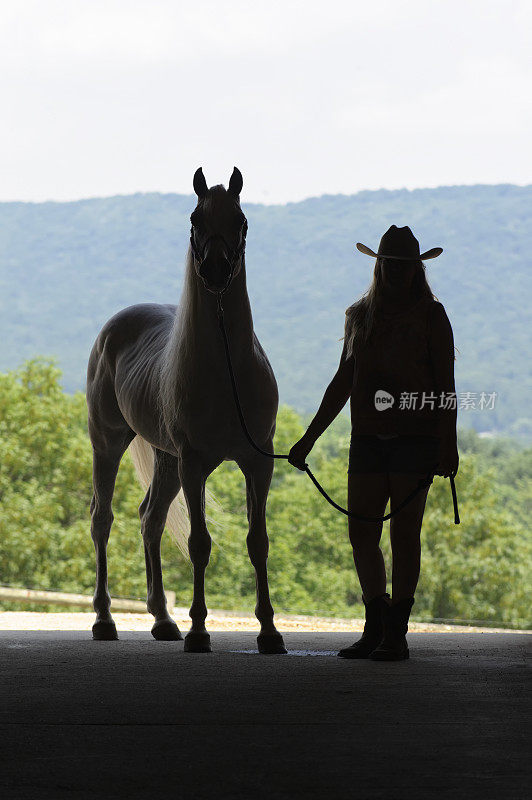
[0,631,529,799]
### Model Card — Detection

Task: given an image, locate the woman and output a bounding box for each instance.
[288,225,459,661]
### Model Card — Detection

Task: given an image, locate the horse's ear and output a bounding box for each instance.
[228,166,243,198]
[193,168,208,198]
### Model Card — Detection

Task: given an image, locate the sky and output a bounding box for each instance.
[2,0,531,204]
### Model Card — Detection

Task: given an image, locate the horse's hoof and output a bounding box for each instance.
[92,620,118,641]
[257,633,287,655]
[151,619,183,641]
[184,631,212,653]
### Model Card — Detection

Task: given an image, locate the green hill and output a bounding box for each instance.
[1,184,530,440]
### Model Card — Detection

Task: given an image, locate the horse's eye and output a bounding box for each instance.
[190,212,201,227]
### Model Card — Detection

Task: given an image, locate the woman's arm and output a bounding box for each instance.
[429,302,459,476]
[288,343,354,468]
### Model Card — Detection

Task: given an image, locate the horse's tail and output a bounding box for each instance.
[128,435,190,557]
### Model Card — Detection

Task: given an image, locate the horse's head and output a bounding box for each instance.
[190,167,248,294]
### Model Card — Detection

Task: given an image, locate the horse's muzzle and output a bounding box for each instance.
[199,256,233,293]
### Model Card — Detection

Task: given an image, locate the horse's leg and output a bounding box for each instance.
[180,449,212,653]
[238,452,287,655]
[90,439,132,640]
[139,489,153,602]
[140,448,183,641]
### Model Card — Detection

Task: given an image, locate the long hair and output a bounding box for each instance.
[344,258,438,359]
[158,247,199,430]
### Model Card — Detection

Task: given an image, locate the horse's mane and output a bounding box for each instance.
[158,246,199,429]
[202,184,228,209]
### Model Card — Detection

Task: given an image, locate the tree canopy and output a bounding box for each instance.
[0,361,529,628]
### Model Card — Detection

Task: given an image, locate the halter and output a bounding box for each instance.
[190,222,248,296]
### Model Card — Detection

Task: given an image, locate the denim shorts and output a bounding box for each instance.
[348,434,441,475]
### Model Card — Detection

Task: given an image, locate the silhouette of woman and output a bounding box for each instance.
[288,226,459,660]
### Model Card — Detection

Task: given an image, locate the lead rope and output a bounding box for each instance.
[216,293,460,525]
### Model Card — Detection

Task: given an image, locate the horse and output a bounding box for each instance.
[86,167,286,654]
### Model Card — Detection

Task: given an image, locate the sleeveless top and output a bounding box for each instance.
[350,296,441,437]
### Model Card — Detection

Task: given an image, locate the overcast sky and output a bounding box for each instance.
[2,0,530,203]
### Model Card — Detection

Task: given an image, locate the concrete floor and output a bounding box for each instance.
[0,630,529,799]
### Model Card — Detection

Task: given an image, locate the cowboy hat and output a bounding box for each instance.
[356,225,443,261]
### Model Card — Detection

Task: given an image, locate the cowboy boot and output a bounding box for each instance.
[370,597,415,661]
[337,593,390,659]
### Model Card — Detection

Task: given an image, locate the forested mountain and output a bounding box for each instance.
[0,184,530,439]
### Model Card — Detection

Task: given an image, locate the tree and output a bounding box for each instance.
[0,361,529,628]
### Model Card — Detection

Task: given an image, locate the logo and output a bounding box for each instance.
[374,390,394,410]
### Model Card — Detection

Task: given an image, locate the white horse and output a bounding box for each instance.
[86,167,286,653]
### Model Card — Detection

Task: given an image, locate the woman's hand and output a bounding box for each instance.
[288,434,315,471]
[435,439,459,478]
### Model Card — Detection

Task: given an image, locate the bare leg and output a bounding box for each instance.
[347,472,390,602]
[389,472,431,601]
[238,452,287,655]
[140,449,183,641]
[180,448,213,653]
[90,443,131,640]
